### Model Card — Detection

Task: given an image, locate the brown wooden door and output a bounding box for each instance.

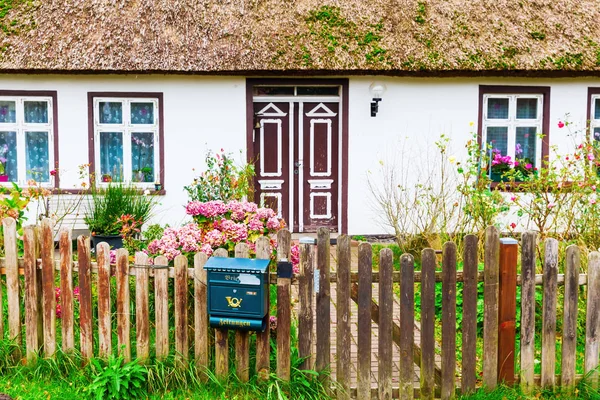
[253,102,290,224]
[300,102,339,232]
[253,100,340,233]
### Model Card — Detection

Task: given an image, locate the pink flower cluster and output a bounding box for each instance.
[55,286,81,319]
[148,200,301,273]
[491,149,513,166]
[147,224,203,260]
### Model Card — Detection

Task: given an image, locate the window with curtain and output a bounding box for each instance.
[589,94,600,143]
[0,96,54,184]
[481,91,545,181]
[92,97,160,186]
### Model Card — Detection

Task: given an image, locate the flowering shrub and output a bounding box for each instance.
[184,149,254,203]
[147,200,299,271]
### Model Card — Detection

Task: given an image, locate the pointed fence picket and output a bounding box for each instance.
[0,217,600,398]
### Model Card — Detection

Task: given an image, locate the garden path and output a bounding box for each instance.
[291,239,445,391]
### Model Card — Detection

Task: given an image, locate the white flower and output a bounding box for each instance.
[144,189,151,196]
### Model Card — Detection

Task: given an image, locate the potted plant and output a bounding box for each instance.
[490,149,513,182]
[0,144,9,182]
[101,173,112,183]
[154,180,162,191]
[85,183,157,250]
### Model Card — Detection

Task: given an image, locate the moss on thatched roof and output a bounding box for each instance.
[1,0,600,74]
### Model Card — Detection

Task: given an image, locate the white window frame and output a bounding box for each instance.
[482,94,544,169]
[0,96,55,186]
[92,97,160,188]
[590,95,600,141]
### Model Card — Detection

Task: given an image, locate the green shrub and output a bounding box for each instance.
[84,183,157,235]
[88,356,147,400]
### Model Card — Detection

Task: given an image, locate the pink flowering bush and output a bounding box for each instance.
[147,200,300,271]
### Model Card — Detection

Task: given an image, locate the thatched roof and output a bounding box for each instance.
[1,0,600,74]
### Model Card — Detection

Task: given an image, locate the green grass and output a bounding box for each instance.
[459,380,600,399]
[0,342,333,400]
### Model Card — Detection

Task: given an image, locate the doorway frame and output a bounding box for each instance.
[246,78,349,234]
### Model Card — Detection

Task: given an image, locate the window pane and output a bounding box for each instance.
[99,102,123,124]
[0,131,17,181]
[26,131,50,181]
[486,126,508,156]
[24,101,49,123]
[296,86,339,96]
[131,132,154,182]
[595,99,600,120]
[130,102,155,125]
[0,101,16,123]
[99,132,123,181]
[253,87,294,96]
[516,98,538,119]
[487,98,509,119]
[516,127,537,166]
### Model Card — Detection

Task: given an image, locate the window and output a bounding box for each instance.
[0,92,57,185]
[588,89,600,143]
[89,93,163,188]
[479,86,550,180]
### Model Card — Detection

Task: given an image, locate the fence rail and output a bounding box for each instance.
[0,218,599,399]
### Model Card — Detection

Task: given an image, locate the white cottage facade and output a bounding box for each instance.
[1,74,599,234]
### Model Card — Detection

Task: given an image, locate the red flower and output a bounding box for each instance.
[510,223,517,229]
[50,169,57,176]
[558,121,565,128]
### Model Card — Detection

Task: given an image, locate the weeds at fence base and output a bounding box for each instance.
[0,340,333,400]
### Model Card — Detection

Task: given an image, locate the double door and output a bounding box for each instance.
[253,99,340,232]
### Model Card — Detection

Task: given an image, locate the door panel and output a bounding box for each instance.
[301,102,339,231]
[253,102,290,224]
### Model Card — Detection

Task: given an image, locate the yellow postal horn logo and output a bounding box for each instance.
[226,296,242,308]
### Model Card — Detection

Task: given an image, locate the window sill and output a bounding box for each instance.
[47,188,167,196]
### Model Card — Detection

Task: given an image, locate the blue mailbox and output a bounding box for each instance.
[204,257,271,332]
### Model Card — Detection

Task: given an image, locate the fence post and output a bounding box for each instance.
[4,217,21,358]
[316,228,331,382]
[234,243,250,381]
[59,228,74,354]
[520,231,537,395]
[116,248,131,362]
[276,229,292,381]
[298,238,314,371]
[255,236,272,380]
[213,247,229,379]
[541,238,558,389]
[23,226,38,364]
[40,218,56,358]
[585,251,600,389]
[483,226,500,391]
[497,238,518,385]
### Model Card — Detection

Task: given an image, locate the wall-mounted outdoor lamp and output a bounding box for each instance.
[369,82,386,117]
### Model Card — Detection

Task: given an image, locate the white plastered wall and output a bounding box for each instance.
[0,74,247,227]
[347,76,600,234]
[0,74,598,234]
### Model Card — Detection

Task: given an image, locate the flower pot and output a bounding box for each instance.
[490,171,510,182]
[91,234,123,250]
[154,183,162,191]
[0,175,8,182]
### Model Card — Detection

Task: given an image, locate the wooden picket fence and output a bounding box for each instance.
[1,218,600,399]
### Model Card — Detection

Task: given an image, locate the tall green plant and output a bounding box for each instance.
[84,184,157,235]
